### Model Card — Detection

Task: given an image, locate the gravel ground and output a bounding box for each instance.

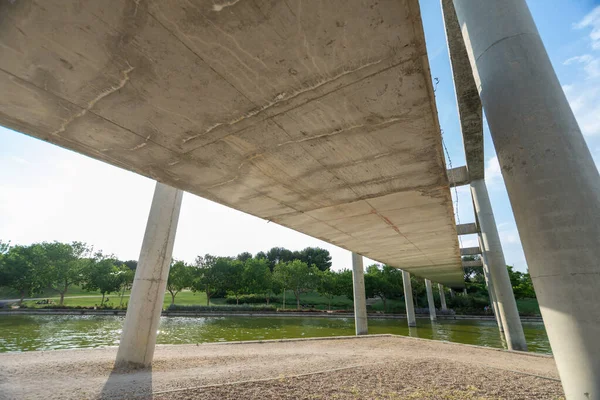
[0,335,564,399]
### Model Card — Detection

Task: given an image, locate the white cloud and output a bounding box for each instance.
[574,5,600,50]
[564,54,600,78]
[563,7,600,137]
[484,156,503,187]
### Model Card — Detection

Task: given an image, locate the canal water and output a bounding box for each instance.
[0,315,551,354]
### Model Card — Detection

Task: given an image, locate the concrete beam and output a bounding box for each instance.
[441,0,484,179]
[460,247,481,256]
[462,259,483,268]
[447,166,470,187]
[456,223,479,235]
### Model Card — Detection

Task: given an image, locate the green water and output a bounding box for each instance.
[0,315,551,354]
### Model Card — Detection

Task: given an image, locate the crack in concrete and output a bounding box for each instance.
[182,58,385,144]
[212,0,242,12]
[51,62,135,136]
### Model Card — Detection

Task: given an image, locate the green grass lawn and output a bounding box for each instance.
[516,298,540,316]
[8,285,541,316]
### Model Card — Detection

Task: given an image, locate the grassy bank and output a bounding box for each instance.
[2,286,540,316]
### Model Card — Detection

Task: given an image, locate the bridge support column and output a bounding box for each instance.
[115,182,183,368]
[479,244,504,333]
[351,252,368,335]
[455,0,600,394]
[425,279,436,321]
[470,179,526,351]
[402,270,416,327]
[438,284,447,311]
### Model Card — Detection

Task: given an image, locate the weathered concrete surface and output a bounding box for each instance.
[0,0,463,287]
[455,0,600,395]
[116,182,183,368]
[0,336,561,400]
[470,179,527,352]
[447,165,469,187]
[351,252,368,335]
[441,0,483,179]
[402,270,417,327]
[456,222,478,235]
[460,246,480,256]
[424,278,436,321]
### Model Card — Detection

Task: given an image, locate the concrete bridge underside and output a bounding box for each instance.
[0,0,463,287]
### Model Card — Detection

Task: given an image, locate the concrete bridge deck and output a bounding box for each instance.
[0,335,562,399]
[0,0,462,287]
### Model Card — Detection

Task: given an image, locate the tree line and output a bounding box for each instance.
[0,240,536,312]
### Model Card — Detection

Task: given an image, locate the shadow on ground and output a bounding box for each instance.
[100,366,153,399]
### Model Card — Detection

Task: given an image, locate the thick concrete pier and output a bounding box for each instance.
[115,182,183,368]
[351,253,368,335]
[454,0,600,396]
[402,271,416,327]
[425,279,437,321]
[470,179,526,351]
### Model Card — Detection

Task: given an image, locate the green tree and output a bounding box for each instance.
[236,252,253,263]
[82,254,121,306]
[224,259,245,304]
[116,264,134,307]
[266,247,295,271]
[0,244,45,304]
[273,260,318,310]
[315,269,342,310]
[192,254,229,306]
[40,241,91,305]
[243,257,273,303]
[296,247,332,271]
[167,260,193,305]
[365,264,402,312]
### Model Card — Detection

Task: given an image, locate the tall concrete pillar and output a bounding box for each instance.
[425,279,436,321]
[470,179,527,351]
[438,283,447,311]
[455,0,600,395]
[115,182,183,368]
[449,289,455,299]
[351,252,368,335]
[479,238,504,333]
[401,270,416,327]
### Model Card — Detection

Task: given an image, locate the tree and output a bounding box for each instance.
[236,252,253,263]
[224,259,245,304]
[316,269,342,310]
[40,241,91,305]
[365,264,402,312]
[296,247,332,271]
[273,260,318,309]
[243,257,273,304]
[82,254,122,306]
[166,260,193,305]
[116,264,134,307]
[266,247,295,271]
[0,244,45,304]
[192,254,229,306]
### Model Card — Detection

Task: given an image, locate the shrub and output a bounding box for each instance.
[225,294,277,304]
[166,304,277,312]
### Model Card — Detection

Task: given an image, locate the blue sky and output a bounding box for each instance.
[1,0,599,272]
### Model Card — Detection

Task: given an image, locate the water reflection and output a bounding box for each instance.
[0,315,551,354]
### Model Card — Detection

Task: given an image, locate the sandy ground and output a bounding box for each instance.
[0,335,563,400]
